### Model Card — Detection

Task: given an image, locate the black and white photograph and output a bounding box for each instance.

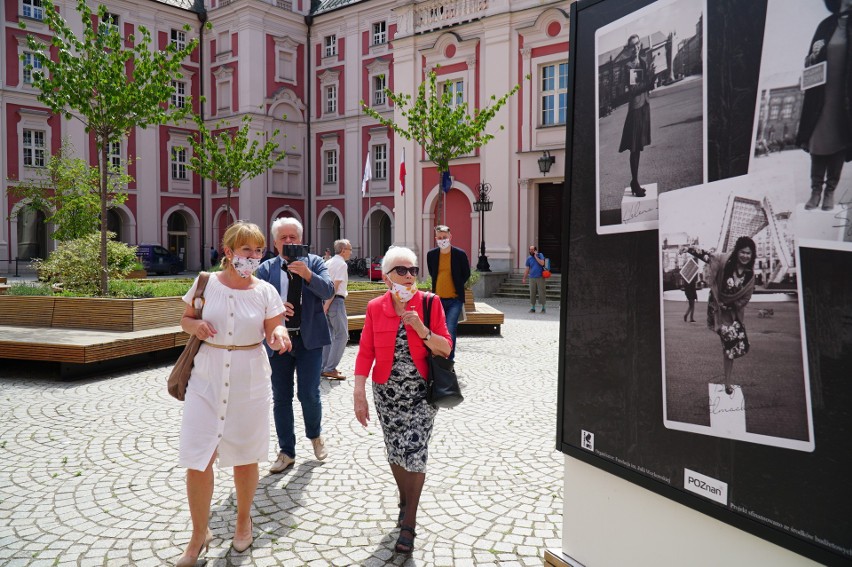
[659,175,814,451]
[749,0,852,249]
[595,0,706,235]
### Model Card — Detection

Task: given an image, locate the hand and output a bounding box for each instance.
[811,40,825,59]
[282,301,295,321]
[522,278,527,284]
[354,390,370,427]
[401,307,426,335]
[194,321,217,341]
[286,260,311,280]
[268,327,291,354]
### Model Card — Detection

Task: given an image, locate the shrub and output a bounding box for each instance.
[35,232,138,295]
[7,282,54,296]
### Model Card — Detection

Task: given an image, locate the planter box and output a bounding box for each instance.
[0,295,185,331]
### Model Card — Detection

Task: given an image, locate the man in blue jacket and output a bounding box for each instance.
[426,224,470,360]
[257,217,334,473]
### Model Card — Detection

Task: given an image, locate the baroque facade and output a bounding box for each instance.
[1,0,569,273]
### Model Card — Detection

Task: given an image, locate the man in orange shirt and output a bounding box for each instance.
[426,225,470,360]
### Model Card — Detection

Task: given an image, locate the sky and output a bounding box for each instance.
[758,0,833,89]
[596,0,704,55]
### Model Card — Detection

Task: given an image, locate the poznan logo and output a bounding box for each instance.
[684,468,728,505]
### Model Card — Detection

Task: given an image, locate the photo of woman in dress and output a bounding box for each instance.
[796,0,852,212]
[620,33,655,197]
[682,236,756,396]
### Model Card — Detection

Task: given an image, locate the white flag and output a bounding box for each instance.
[361,151,372,195]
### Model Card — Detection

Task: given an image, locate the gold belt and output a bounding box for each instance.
[203,341,262,351]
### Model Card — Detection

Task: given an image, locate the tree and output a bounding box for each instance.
[21,0,198,295]
[185,113,286,220]
[9,140,130,242]
[361,68,526,184]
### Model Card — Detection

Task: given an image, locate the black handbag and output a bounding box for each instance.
[423,293,464,408]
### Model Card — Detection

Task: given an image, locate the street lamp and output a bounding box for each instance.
[538,150,556,175]
[472,181,493,272]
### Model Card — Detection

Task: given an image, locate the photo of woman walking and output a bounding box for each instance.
[682,236,756,395]
[620,33,655,198]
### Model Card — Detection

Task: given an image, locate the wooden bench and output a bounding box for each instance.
[344,289,503,335]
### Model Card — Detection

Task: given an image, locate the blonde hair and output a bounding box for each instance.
[221,221,265,269]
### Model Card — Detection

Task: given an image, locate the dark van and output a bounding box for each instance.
[136,244,185,275]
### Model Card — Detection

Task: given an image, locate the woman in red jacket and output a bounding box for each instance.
[353,246,452,555]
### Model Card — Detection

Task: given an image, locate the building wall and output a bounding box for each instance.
[0,0,569,273]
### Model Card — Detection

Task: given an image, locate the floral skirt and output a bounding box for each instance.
[718,320,750,360]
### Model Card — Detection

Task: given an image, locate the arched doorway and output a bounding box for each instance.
[366,209,392,258]
[318,210,341,255]
[16,207,47,260]
[167,211,189,263]
[107,209,122,241]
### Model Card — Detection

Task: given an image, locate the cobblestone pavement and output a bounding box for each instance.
[0,298,562,566]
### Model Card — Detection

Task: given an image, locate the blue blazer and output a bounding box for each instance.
[256,254,335,352]
[426,246,470,300]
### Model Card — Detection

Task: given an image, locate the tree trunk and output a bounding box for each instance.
[99,142,109,296]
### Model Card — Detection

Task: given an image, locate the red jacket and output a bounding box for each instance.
[354,290,452,384]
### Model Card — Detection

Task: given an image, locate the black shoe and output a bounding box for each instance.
[395,525,417,554]
[630,181,646,197]
[725,385,734,396]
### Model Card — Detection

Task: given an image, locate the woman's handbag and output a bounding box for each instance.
[167,272,210,401]
[423,293,464,409]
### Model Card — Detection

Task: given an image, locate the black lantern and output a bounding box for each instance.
[473,181,493,272]
[538,150,556,175]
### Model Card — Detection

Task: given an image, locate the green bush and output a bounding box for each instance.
[34,232,139,295]
[53,278,194,298]
[7,282,54,296]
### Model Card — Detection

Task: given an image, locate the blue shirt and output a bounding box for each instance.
[526,253,545,278]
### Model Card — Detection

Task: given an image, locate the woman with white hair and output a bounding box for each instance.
[353,246,452,555]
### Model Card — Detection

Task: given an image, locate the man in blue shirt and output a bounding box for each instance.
[257,218,334,473]
[522,245,547,313]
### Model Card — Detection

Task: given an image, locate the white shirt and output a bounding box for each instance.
[326,254,349,297]
[178,274,284,471]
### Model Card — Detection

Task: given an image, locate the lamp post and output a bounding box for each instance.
[473,181,493,272]
[538,150,556,175]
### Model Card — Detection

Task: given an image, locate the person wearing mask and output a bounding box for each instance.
[175,221,289,565]
[426,225,470,360]
[321,239,353,380]
[522,245,547,313]
[256,218,335,474]
[353,246,452,554]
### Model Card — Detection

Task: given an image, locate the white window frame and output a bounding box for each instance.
[373,143,387,180]
[325,84,337,114]
[441,79,465,111]
[274,36,298,83]
[318,69,340,118]
[171,80,186,109]
[101,12,119,35]
[325,149,338,184]
[373,74,387,106]
[108,140,122,170]
[324,34,337,58]
[22,128,46,168]
[22,51,43,85]
[171,146,188,181]
[540,61,568,126]
[365,58,390,110]
[213,66,233,113]
[16,108,51,180]
[21,0,43,20]
[170,29,186,51]
[372,21,386,46]
[366,127,390,192]
[319,134,340,195]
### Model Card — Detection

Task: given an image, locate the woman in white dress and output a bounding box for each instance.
[176,221,290,566]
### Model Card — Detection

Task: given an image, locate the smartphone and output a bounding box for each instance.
[281,244,310,260]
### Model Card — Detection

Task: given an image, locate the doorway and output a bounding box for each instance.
[538,182,564,272]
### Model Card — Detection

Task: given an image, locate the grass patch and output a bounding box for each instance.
[7,282,54,296]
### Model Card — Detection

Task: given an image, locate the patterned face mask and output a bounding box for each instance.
[436,238,451,250]
[232,255,261,278]
[390,281,417,303]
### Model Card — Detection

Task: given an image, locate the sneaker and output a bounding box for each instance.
[529,307,536,313]
[311,437,328,461]
[541,307,546,313]
[269,452,295,473]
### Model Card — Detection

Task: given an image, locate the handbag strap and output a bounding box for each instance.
[192,272,210,319]
[422,292,434,356]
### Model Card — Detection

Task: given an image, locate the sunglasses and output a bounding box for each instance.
[386,266,419,277]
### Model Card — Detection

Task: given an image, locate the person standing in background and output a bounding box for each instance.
[321,239,352,380]
[426,225,470,360]
[522,245,547,313]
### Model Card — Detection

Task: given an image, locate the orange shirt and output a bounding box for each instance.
[435,250,457,299]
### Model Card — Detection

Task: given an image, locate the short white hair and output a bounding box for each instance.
[381,246,417,274]
[271,217,303,240]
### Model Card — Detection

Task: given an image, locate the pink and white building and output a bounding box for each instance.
[1,0,568,273]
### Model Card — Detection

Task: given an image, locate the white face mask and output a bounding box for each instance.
[390,281,417,303]
[232,255,260,279]
[436,238,450,250]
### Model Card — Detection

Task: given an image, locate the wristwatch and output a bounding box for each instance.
[422,330,432,341]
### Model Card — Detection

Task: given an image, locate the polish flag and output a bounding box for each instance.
[399,147,406,196]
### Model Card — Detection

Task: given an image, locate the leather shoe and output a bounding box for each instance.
[232,517,253,553]
[322,370,347,380]
[311,436,328,461]
[269,452,294,473]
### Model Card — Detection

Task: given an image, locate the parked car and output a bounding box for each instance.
[136,244,184,275]
[369,257,383,280]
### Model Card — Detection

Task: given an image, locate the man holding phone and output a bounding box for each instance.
[257,217,335,473]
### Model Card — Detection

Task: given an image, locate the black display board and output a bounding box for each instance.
[558,0,852,564]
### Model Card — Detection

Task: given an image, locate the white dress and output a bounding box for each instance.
[178,274,284,471]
